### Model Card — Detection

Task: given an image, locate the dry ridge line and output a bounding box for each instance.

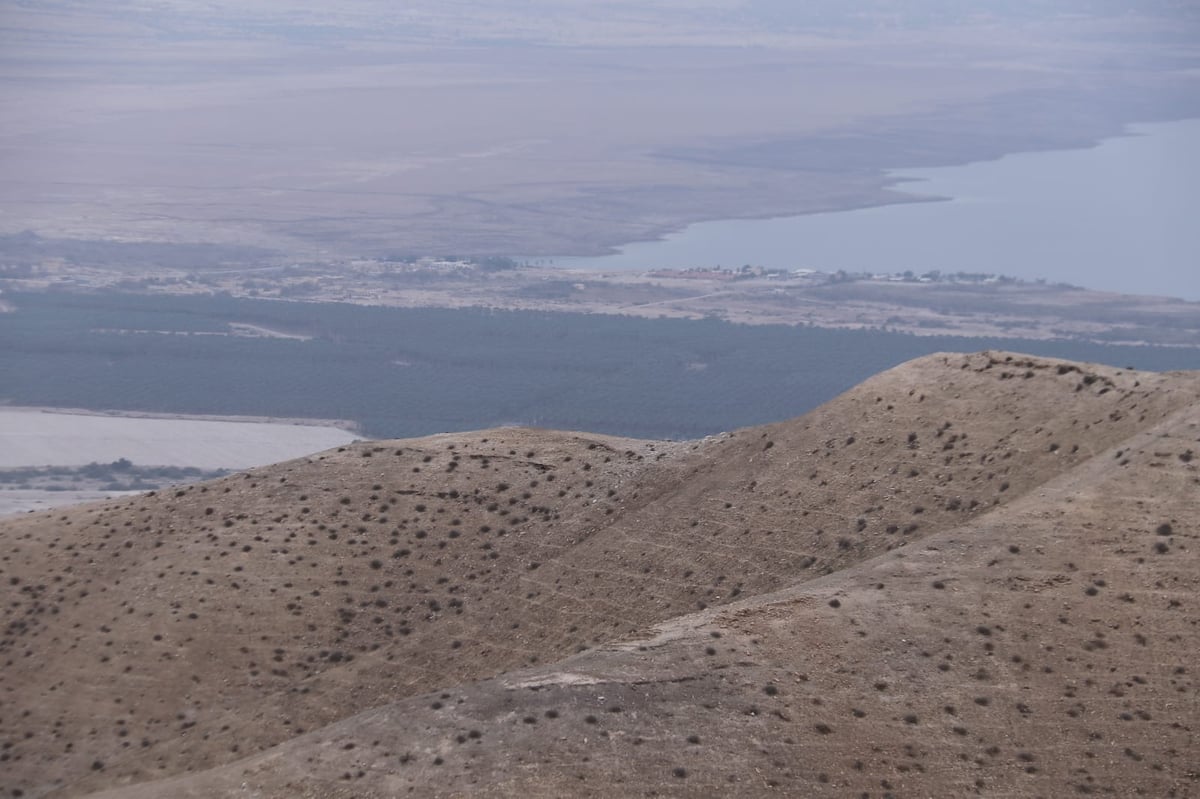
[1,351,1197,797]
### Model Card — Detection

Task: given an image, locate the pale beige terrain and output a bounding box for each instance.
[1,352,1198,797]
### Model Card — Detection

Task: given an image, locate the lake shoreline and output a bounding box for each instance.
[539,109,1182,262]
[1,405,361,434]
[547,116,1200,300]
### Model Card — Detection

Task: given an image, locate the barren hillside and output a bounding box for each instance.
[2,352,1197,798]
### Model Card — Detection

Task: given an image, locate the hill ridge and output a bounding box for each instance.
[2,351,1197,798]
[98,392,1200,798]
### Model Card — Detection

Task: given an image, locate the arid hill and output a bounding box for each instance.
[2,352,1197,798]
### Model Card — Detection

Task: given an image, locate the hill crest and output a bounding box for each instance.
[2,351,1197,798]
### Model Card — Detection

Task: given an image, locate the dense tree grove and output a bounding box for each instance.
[2,290,1196,440]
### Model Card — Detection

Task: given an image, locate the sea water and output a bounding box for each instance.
[551,119,1200,301]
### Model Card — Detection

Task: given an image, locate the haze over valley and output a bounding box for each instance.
[2,3,1200,797]
[3,0,1198,289]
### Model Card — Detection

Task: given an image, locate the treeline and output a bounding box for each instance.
[2,289,1198,441]
[0,460,229,491]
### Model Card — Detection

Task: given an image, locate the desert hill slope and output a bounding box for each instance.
[1,352,1197,798]
[102,361,1200,799]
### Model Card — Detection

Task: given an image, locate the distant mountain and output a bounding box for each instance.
[6,0,1195,48]
[2,351,1198,797]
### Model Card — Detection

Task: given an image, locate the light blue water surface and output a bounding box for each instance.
[553,119,1200,301]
